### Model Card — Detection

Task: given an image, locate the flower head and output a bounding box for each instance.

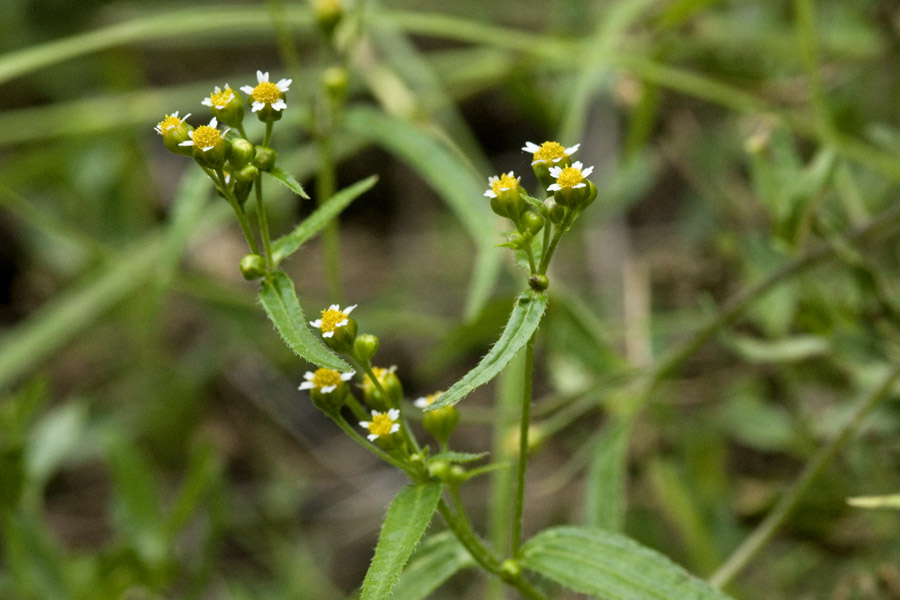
[483,172,520,199]
[310,304,357,338]
[154,111,191,135]
[179,117,228,152]
[359,408,401,441]
[241,71,292,113]
[299,367,355,393]
[202,85,236,110]
[548,161,593,192]
[523,141,579,165]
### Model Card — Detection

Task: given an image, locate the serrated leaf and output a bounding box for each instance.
[361,482,442,600]
[272,175,378,265]
[428,291,548,410]
[391,531,475,600]
[258,271,349,371]
[266,166,309,199]
[520,526,734,600]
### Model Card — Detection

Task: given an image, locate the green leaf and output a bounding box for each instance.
[361,482,442,600]
[723,333,830,364]
[428,291,549,410]
[391,531,475,600]
[584,416,630,531]
[272,175,378,265]
[520,526,734,600]
[258,271,350,371]
[266,166,310,199]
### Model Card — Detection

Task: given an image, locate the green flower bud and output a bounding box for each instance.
[361,366,403,411]
[228,138,256,169]
[540,197,566,224]
[499,559,522,582]
[427,459,450,481]
[313,0,345,37]
[234,164,259,184]
[519,207,544,237]
[422,405,459,446]
[233,177,253,206]
[202,85,244,128]
[253,146,278,171]
[322,66,349,104]
[353,334,380,362]
[155,112,194,156]
[239,253,266,280]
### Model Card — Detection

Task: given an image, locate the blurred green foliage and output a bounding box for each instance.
[3,0,900,598]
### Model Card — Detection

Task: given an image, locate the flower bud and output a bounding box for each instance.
[228,138,256,169]
[239,253,266,280]
[234,164,259,184]
[484,172,524,219]
[313,0,345,37]
[422,405,459,446]
[322,66,349,104]
[353,334,380,362]
[540,197,566,224]
[528,274,549,291]
[253,146,278,171]
[519,207,544,237]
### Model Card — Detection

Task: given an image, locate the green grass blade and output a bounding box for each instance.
[360,482,442,600]
[391,531,475,600]
[584,416,630,531]
[520,526,734,600]
[257,271,350,371]
[271,175,378,266]
[428,291,549,410]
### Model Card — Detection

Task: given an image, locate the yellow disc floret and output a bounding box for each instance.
[191,125,222,151]
[208,86,235,108]
[367,412,395,437]
[533,141,567,163]
[251,81,282,105]
[319,307,349,334]
[312,368,343,389]
[491,173,519,196]
[555,165,585,189]
[362,367,389,395]
[156,114,184,134]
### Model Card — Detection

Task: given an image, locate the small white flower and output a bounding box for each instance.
[523,141,580,164]
[310,304,357,338]
[178,117,229,151]
[414,392,442,409]
[202,85,235,110]
[241,70,292,113]
[359,408,401,441]
[483,172,519,198]
[154,111,190,135]
[547,161,594,191]
[299,368,355,393]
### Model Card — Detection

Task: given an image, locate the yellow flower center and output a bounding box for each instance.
[192,125,222,149]
[555,166,584,189]
[422,392,441,406]
[533,141,566,162]
[319,307,349,333]
[368,413,395,437]
[312,368,342,388]
[156,114,183,134]
[209,86,234,108]
[252,81,282,105]
[491,173,518,195]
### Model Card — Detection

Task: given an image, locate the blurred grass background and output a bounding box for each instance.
[3,0,900,598]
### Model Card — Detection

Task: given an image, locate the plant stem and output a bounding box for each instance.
[213,168,260,254]
[511,330,537,554]
[316,123,344,302]
[437,498,549,600]
[254,175,274,272]
[330,413,417,477]
[709,360,900,588]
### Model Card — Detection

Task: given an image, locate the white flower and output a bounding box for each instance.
[154,111,190,135]
[241,70,292,113]
[178,117,229,151]
[202,85,235,110]
[547,161,594,191]
[414,392,442,409]
[359,408,401,441]
[483,172,519,198]
[522,141,580,164]
[299,368,355,393]
[310,304,357,338]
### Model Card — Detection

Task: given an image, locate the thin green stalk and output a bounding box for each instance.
[437,499,549,600]
[511,331,537,554]
[213,169,260,254]
[254,175,274,271]
[537,215,571,275]
[709,360,900,588]
[794,0,832,138]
